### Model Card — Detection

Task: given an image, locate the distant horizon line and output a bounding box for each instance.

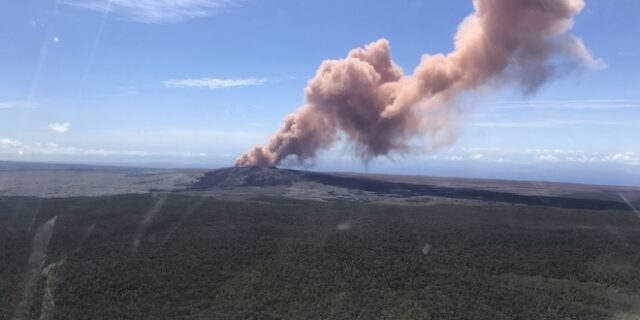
[1,158,639,189]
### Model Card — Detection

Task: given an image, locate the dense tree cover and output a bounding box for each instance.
[1,195,639,319]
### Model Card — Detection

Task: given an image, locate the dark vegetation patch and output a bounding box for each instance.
[1,195,639,319]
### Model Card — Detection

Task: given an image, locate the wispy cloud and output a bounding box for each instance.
[495,99,640,110]
[0,138,207,158]
[537,154,559,162]
[59,0,242,24]
[164,77,268,89]
[0,100,37,110]
[48,122,71,134]
[0,129,264,160]
[0,138,22,148]
[447,148,640,166]
[469,119,629,128]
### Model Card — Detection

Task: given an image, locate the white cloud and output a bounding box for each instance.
[164,78,268,89]
[0,138,22,148]
[48,122,71,134]
[0,138,24,156]
[59,0,242,24]
[538,154,558,162]
[605,152,640,165]
[471,153,484,160]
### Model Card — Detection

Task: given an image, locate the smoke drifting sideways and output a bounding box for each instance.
[235,0,602,167]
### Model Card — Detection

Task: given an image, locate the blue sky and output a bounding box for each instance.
[0,0,639,185]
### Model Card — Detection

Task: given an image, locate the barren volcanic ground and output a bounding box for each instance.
[1,161,640,319]
[1,161,638,208]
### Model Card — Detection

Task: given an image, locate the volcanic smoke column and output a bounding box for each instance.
[236,0,602,167]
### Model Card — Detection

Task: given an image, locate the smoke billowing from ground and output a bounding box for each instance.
[236,0,601,167]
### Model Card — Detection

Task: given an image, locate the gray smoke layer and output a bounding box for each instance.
[236,0,601,167]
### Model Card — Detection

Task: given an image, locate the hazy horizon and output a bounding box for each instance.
[2,158,640,188]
